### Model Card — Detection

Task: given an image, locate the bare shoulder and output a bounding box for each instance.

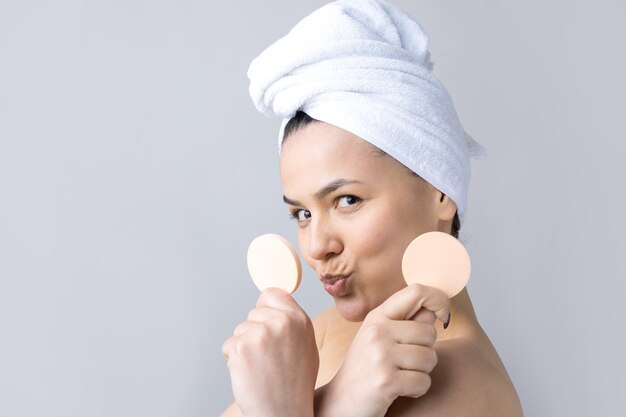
[386,337,524,417]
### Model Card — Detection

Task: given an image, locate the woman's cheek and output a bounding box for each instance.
[351,212,398,257]
[353,219,404,276]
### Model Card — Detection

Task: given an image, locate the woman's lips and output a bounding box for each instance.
[321,275,351,297]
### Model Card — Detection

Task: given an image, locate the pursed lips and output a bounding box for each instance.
[319,272,352,283]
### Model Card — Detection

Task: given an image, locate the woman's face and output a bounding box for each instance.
[279,121,456,321]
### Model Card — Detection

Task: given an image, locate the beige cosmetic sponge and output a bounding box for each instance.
[401,231,471,298]
[247,234,302,294]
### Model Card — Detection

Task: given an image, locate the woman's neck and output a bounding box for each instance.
[434,287,480,341]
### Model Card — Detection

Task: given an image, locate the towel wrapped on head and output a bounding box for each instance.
[247,0,486,225]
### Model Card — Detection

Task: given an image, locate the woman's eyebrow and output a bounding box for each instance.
[282,179,363,206]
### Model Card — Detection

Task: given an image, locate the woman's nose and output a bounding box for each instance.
[307,217,343,260]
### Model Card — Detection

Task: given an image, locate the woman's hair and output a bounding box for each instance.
[283,111,461,239]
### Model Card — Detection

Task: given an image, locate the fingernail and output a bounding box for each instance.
[443,312,451,329]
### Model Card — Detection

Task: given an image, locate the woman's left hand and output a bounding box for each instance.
[222,288,319,417]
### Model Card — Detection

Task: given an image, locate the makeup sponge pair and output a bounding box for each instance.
[247,232,471,298]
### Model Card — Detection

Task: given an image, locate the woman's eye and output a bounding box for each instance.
[293,209,311,222]
[337,195,360,207]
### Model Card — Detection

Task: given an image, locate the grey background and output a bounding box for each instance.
[1,0,624,416]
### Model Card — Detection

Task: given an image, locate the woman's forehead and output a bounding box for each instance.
[279,122,416,195]
[280,123,387,175]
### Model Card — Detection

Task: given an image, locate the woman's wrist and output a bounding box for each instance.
[248,406,314,417]
[314,374,390,417]
[314,380,353,417]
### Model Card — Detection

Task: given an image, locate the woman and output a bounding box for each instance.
[222,1,523,416]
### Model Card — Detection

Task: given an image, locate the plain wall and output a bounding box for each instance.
[1,0,624,416]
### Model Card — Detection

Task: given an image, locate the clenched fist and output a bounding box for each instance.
[315,283,451,417]
[222,288,319,417]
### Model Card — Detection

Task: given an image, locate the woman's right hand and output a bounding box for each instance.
[315,284,451,417]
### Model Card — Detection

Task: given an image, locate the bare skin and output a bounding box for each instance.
[221,121,523,416]
[222,289,522,416]
[312,288,523,416]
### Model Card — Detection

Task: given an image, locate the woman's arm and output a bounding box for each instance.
[220,302,331,417]
[223,285,510,417]
[220,305,332,417]
[221,288,318,417]
[220,384,331,417]
[220,385,333,417]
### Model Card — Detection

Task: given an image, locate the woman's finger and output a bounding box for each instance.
[246,306,284,323]
[409,307,436,325]
[394,370,433,399]
[377,283,450,324]
[233,320,262,337]
[390,344,438,373]
[222,336,235,362]
[385,320,437,347]
[256,287,295,310]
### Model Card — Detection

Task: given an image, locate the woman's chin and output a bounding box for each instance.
[333,297,372,322]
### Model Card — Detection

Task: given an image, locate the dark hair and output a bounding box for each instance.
[283,111,461,239]
[283,110,319,140]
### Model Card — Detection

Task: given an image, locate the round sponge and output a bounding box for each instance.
[401,231,471,298]
[247,234,302,294]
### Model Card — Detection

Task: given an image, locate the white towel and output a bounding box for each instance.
[247,0,487,224]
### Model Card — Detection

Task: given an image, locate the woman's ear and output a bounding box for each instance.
[437,192,457,222]
[424,181,457,222]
